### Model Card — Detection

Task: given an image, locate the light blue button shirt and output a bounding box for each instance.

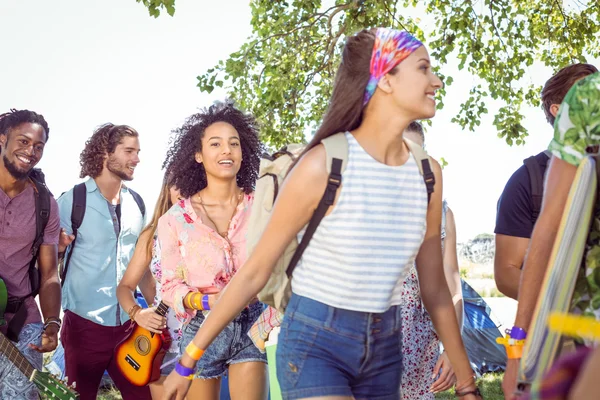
[57,178,145,326]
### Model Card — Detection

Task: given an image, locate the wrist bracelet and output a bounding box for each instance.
[43,320,61,331]
[510,326,527,340]
[455,374,476,392]
[128,305,142,321]
[185,342,205,361]
[202,295,210,311]
[44,316,61,324]
[184,293,191,309]
[496,333,526,359]
[455,387,482,398]
[174,361,195,380]
[192,293,204,311]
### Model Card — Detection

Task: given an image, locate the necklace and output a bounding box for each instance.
[198,190,243,239]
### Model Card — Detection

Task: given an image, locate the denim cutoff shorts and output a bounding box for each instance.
[277,294,403,400]
[180,302,267,379]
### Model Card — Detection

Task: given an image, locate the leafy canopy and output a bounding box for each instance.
[140,0,600,148]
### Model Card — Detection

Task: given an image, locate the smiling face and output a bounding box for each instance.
[105,136,140,181]
[0,122,47,180]
[196,121,242,182]
[381,46,443,120]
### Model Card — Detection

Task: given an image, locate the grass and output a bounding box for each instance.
[435,373,504,399]
[96,373,504,399]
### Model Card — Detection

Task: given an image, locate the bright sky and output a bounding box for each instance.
[0,0,595,242]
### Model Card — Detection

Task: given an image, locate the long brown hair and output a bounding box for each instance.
[141,174,175,261]
[290,29,375,171]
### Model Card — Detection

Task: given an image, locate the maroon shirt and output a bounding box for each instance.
[0,183,60,328]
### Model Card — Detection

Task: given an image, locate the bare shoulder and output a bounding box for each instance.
[291,144,328,182]
[286,144,327,188]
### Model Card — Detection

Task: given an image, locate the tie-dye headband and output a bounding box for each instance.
[363,28,423,106]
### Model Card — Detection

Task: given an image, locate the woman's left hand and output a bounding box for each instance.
[430,350,456,393]
[162,369,192,400]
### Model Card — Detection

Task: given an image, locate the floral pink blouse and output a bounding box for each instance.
[157,194,253,321]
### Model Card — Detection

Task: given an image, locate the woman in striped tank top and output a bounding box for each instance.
[164,28,482,400]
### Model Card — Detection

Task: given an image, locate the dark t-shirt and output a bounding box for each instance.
[495,151,550,239]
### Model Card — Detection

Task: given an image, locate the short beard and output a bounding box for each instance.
[107,156,133,181]
[3,154,30,180]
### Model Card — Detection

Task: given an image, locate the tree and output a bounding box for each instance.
[142,0,600,149]
[136,0,175,17]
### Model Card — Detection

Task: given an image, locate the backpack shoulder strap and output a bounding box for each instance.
[61,183,87,285]
[404,138,435,204]
[286,133,348,277]
[28,179,51,298]
[71,183,87,235]
[31,179,51,258]
[128,188,146,217]
[524,155,544,221]
[321,132,349,175]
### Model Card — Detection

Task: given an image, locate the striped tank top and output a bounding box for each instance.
[291,132,429,313]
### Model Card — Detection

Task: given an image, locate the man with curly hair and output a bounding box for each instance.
[0,109,61,400]
[57,123,151,399]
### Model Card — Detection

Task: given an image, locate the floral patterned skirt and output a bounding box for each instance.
[400,265,440,399]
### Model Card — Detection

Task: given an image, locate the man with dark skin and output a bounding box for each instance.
[0,109,61,399]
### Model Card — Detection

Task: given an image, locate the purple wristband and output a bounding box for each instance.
[510,326,527,340]
[202,295,210,311]
[175,361,195,377]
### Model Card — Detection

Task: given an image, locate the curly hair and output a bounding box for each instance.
[79,123,139,178]
[163,100,263,198]
[0,109,50,141]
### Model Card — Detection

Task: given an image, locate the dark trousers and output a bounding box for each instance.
[60,310,151,400]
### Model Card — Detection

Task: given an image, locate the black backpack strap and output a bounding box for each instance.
[421,159,435,205]
[524,156,544,221]
[129,188,146,217]
[286,158,342,277]
[29,179,51,298]
[61,183,87,286]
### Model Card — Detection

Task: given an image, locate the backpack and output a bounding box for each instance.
[523,151,551,222]
[28,168,51,298]
[247,132,435,313]
[59,182,146,286]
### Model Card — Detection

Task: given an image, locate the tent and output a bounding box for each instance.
[461,279,507,376]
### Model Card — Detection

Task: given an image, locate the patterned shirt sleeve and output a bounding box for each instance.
[157,211,198,321]
[548,72,600,166]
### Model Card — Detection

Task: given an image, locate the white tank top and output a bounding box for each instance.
[291,132,429,313]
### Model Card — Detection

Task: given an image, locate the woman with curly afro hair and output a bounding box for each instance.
[157,100,267,399]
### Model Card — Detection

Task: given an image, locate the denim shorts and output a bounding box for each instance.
[180,302,267,379]
[276,294,403,400]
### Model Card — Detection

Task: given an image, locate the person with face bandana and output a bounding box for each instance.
[57,123,151,400]
[162,28,482,400]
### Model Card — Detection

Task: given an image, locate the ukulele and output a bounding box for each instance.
[0,279,79,400]
[114,301,172,386]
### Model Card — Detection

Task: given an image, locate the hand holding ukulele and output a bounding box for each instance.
[134,308,167,334]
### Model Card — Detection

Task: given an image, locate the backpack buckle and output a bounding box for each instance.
[40,210,49,219]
